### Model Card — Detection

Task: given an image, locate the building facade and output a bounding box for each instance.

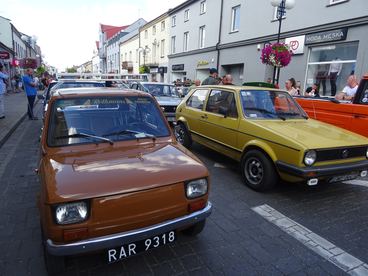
[168,0,222,83]
[168,0,368,94]
[120,35,140,74]
[139,13,170,83]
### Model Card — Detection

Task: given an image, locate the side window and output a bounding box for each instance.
[187,89,208,110]
[206,90,238,118]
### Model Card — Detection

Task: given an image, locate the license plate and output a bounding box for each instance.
[329,172,358,183]
[167,117,175,122]
[107,231,176,263]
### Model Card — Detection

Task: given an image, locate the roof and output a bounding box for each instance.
[100,24,129,40]
[53,87,151,98]
[168,0,198,15]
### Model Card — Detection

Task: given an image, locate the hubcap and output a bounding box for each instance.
[244,157,264,185]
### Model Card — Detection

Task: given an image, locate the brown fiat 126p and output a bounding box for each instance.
[38,87,212,274]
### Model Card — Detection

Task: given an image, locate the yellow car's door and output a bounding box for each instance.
[200,89,241,159]
[182,88,210,135]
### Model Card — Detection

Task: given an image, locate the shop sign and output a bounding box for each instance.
[0,51,10,59]
[285,35,305,55]
[305,28,348,45]
[197,60,209,67]
[172,64,184,71]
[150,66,159,73]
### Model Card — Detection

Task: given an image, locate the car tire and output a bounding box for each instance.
[175,123,192,148]
[241,149,277,192]
[40,222,66,275]
[182,220,206,236]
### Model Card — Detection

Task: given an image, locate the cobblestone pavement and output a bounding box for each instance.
[2,103,368,275]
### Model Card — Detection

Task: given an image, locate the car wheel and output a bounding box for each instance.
[40,222,66,275]
[182,220,206,236]
[241,149,277,192]
[175,123,192,148]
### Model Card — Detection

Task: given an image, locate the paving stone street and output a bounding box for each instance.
[1,101,368,275]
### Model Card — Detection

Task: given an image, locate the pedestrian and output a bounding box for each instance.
[222,74,234,85]
[22,68,38,120]
[201,68,220,85]
[305,83,320,97]
[335,75,359,101]
[0,64,9,119]
[285,78,298,96]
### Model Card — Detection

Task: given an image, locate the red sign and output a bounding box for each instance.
[0,51,10,59]
[289,40,299,51]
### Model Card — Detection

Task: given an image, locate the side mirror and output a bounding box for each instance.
[37,94,45,100]
[219,106,229,117]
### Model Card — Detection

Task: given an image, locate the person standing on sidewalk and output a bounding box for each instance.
[0,64,9,119]
[22,68,38,120]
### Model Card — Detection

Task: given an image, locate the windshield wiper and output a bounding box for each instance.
[55,132,114,145]
[246,107,286,121]
[103,129,156,141]
[278,112,308,119]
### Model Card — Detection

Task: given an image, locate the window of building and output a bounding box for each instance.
[172,16,176,27]
[183,32,189,52]
[161,21,165,31]
[199,26,206,49]
[144,30,148,39]
[129,51,132,61]
[135,49,138,62]
[231,5,240,32]
[152,25,156,35]
[125,53,127,62]
[206,90,238,118]
[184,9,190,22]
[187,89,209,109]
[200,1,206,14]
[161,39,165,57]
[305,42,358,96]
[171,36,176,54]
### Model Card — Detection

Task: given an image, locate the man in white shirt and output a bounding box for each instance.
[328,58,342,96]
[335,75,358,101]
[0,64,9,119]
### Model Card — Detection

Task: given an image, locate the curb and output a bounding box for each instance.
[0,112,27,149]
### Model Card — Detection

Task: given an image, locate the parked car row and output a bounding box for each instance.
[38,78,368,274]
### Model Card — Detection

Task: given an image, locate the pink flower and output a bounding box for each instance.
[261,43,292,68]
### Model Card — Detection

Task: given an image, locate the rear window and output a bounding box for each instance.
[47,96,170,147]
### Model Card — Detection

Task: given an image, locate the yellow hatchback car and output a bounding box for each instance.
[175,85,368,191]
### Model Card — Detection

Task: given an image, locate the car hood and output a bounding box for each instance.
[255,119,368,149]
[155,96,182,106]
[42,142,208,203]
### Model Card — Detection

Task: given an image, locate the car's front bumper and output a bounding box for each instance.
[276,159,368,178]
[46,202,212,256]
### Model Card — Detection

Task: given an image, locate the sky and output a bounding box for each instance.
[0,0,186,71]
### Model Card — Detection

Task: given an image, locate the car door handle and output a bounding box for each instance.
[201,114,208,119]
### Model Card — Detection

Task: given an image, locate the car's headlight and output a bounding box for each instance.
[186,179,208,199]
[304,150,317,166]
[55,201,89,225]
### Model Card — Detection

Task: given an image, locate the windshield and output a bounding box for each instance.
[47,96,170,147]
[240,90,307,119]
[142,84,179,97]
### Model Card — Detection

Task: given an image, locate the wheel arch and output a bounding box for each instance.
[241,141,277,163]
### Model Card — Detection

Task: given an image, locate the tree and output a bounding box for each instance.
[66,67,77,73]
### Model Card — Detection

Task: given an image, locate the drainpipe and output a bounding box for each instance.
[216,0,224,72]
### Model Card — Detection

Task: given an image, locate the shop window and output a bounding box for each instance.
[305,42,358,96]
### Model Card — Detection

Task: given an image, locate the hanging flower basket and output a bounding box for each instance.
[261,43,293,68]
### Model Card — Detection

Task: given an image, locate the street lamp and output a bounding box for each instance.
[270,0,295,85]
[138,46,150,67]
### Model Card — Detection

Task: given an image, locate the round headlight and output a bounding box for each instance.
[304,150,317,166]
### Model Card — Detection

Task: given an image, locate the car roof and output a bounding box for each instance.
[140,82,175,86]
[51,87,152,98]
[195,85,283,92]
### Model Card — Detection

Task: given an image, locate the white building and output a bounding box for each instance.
[119,35,140,74]
[139,13,170,83]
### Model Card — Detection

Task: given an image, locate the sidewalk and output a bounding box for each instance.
[0,92,32,147]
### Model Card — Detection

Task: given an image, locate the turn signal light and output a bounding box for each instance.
[63,228,88,242]
[188,199,206,212]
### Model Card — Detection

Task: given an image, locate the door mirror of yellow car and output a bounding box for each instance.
[219,106,229,118]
